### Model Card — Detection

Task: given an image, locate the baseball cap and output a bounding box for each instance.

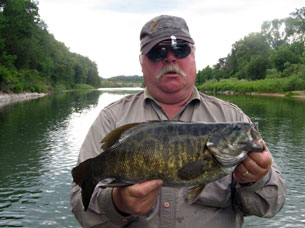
[140,15,194,55]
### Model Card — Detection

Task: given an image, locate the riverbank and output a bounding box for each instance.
[202,90,305,100]
[254,90,305,99]
[1,89,304,109]
[0,91,47,108]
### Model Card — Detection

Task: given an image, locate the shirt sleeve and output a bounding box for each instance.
[70,109,138,227]
[234,156,286,218]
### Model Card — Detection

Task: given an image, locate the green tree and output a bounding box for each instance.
[195,66,213,85]
[225,33,271,79]
[1,0,40,69]
[196,7,305,85]
[261,19,287,49]
[269,45,299,72]
[245,55,270,80]
[285,7,305,43]
[0,0,101,92]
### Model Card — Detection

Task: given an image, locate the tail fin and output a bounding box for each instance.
[72,159,91,186]
[71,158,97,210]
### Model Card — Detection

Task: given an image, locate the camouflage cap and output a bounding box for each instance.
[140,15,194,55]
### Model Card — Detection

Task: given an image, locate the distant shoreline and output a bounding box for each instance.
[202,90,305,100]
[1,89,304,109]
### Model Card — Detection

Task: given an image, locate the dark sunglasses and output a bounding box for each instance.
[146,41,192,62]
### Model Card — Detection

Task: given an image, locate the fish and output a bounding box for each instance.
[71,121,264,210]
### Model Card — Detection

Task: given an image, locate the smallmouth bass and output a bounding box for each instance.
[72,121,264,210]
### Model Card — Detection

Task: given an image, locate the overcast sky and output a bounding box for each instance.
[38,0,304,78]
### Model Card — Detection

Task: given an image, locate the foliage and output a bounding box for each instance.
[197,75,305,94]
[105,75,143,82]
[73,84,95,90]
[100,75,144,88]
[196,7,305,93]
[285,7,305,43]
[0,0,101,93]
[269,45,300,71]
[195,66,213,85]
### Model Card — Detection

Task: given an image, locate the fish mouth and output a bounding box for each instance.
[211,149,249,168]
[208,138,265,168]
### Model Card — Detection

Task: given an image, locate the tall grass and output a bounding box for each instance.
[197,75,305,93]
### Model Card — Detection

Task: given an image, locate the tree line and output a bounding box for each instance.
[104,75,143,82]
[100,75,143,88]
[196,7,305,92]
[0,0,101,93]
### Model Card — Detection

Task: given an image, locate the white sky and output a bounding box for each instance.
[38,0,304,78]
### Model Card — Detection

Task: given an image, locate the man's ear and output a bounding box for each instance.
[139,54,143,64]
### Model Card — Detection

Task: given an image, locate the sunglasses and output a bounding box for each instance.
[146,41,192,62]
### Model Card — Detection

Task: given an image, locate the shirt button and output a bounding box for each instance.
[164,202,170,208]
[122,218,129,222]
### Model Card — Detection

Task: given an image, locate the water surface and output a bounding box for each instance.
[0,89,304,227]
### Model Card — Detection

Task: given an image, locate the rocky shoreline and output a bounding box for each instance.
[0,92,47,108]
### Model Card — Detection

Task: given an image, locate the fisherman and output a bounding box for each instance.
[71,15,286,227]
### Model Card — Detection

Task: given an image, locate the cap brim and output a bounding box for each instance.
[141,36,194,55]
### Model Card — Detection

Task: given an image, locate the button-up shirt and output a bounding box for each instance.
[70,87,286,228]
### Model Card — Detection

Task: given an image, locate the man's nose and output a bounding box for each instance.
[163,49,176,64]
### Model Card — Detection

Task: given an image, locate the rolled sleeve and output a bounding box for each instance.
[96,188,138,226]
[71,183,138,227]
[235,162,286,218]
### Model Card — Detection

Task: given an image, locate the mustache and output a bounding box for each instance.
[156,65,187,79]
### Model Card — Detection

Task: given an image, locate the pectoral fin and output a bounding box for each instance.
[186,184,206,203]
[178,159,209,181]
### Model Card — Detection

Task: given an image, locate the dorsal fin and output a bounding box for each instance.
[101,122,143,150]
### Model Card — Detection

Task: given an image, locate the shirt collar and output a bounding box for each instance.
[144,86,200,104]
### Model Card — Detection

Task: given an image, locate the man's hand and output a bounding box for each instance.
[233,141,272,184]
[112,180,163,215]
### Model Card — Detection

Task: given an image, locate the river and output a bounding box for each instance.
[0,88,304,227]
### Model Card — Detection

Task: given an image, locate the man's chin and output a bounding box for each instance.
[159,81,185,93]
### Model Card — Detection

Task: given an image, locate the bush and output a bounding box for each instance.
[74,84,95,90]
[197,76,305,94]
[265,68,282,79]
[54,84,68,91]
[283,75,305,91]
[0,65,22,93]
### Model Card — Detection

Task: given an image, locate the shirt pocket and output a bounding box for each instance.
[194,175,233,208]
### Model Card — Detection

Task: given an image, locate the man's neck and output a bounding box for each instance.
[158,92,193,119]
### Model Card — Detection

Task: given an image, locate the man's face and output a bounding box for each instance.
[140,41,197,103]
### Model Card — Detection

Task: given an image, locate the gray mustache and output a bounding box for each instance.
[156,65,187,79]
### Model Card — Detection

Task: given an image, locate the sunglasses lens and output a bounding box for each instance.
[146,43,191,62]
[147,47,167,62]
[172,44,191,58]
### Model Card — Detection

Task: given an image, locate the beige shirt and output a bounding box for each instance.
[71,87,286,228]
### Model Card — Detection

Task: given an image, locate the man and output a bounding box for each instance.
[71,15,286,227]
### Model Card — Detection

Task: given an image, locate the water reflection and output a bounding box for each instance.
[215,94,305,227]
[0,90,132,227]
[0,90,304,227]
